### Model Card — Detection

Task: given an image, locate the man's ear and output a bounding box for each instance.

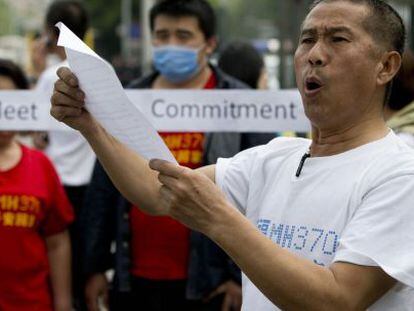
[377,51,401,86]
[205,36,218,55]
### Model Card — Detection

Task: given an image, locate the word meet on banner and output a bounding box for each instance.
[0,101,38,122]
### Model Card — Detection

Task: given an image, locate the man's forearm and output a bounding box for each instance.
[47,231,72,311]
[81,122,166,215]
[208,205,390,310]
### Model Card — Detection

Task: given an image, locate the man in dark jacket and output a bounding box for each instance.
[80,1,274,310]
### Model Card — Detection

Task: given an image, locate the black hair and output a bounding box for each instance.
[46,0,89,39]
[310,0,406,105]
[150,0,216,40]
[218,41,264,89]
[388,51,414,111]
[310,0,406,55]
[0,59,29,90]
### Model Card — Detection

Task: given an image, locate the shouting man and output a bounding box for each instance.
[51,0,414,309]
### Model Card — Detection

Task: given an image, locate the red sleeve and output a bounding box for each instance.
[41,156,74,236]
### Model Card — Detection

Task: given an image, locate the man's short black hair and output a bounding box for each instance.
[46,0,89,39]
[309,0,406,55]
[0,59,29,90]
[150,0,216,40]
[218,41,264,89]
[388,51,414,111]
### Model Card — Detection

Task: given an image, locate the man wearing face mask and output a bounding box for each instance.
[81,1,274,310]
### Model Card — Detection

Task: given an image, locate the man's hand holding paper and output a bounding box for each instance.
[50,23,181,216]
[53,22,176,163]
[51,67,93,133]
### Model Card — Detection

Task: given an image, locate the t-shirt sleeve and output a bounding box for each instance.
[216,146,261,214]
[41,157,74,236]
[333,172,414,288]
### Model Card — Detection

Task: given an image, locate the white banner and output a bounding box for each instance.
[0,89,310,132]
[0,90,50,131]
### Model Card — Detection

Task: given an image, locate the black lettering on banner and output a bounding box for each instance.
[181,104,200,118]
[275,105,287,119]
[260,104,272,119]
[0,101,38,121]
[223,100,229,118]
[31,104,38,120]
[150,97,299,121]
[230,103,238,119]
[166,104,178,118]
[152,99,165,117]
[289,102,297,119]
[5,104,15,119]
[238,104,258,119]
[203,104,221,118]
[17,106,29,120]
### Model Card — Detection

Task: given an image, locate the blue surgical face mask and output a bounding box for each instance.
[152,45,203,84]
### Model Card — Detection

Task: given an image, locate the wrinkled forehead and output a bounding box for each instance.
[301,1,370,35]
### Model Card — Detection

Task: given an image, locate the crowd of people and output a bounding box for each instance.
[1,0,414,310]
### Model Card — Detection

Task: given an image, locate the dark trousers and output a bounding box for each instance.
[64,185,88,311]
[187,295,226,311]
[109,290,133,311]
[126,277,189,311]
[108,278,227,311]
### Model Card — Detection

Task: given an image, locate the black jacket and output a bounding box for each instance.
[80,65,275,297]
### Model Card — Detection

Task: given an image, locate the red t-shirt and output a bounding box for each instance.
[130,73,217,280]
[0,145,74,311]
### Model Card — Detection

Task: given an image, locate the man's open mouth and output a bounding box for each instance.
[305,77,324,93]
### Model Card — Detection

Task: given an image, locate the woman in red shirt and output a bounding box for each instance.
[0,59,74,311]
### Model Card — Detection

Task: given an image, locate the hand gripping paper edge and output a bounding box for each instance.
[55,22,177,163]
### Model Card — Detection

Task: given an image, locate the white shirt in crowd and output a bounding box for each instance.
[36,60,95,186]
[216,131,414,311]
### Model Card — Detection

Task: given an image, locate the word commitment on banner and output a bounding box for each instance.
[0,89,310,132]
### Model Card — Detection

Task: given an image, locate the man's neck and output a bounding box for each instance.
[383,106,396,121]
[152,65,212,89]
[310,118,389,157]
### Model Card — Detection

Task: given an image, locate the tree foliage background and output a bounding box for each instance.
[84,0,142,61]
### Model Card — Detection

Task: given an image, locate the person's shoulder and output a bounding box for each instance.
[389,148,414,172]
[21,144,52,165]
[265,136,310,152]
[366,132,414,181]
[238,136,310,161]
[220,137,309,182]
[127,72,158,89]
[211,65,250,90]
[21,145,59,177]
[395,131,414,149]
[386,131,414,161]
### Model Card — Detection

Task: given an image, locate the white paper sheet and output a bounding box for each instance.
[56,22,176,163]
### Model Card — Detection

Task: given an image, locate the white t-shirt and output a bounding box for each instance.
[216,131,414,311]
[397,132,414,149]
[36,60,95,186]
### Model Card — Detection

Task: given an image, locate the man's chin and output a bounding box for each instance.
[302,96,323,107]
[303,104,330,123]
